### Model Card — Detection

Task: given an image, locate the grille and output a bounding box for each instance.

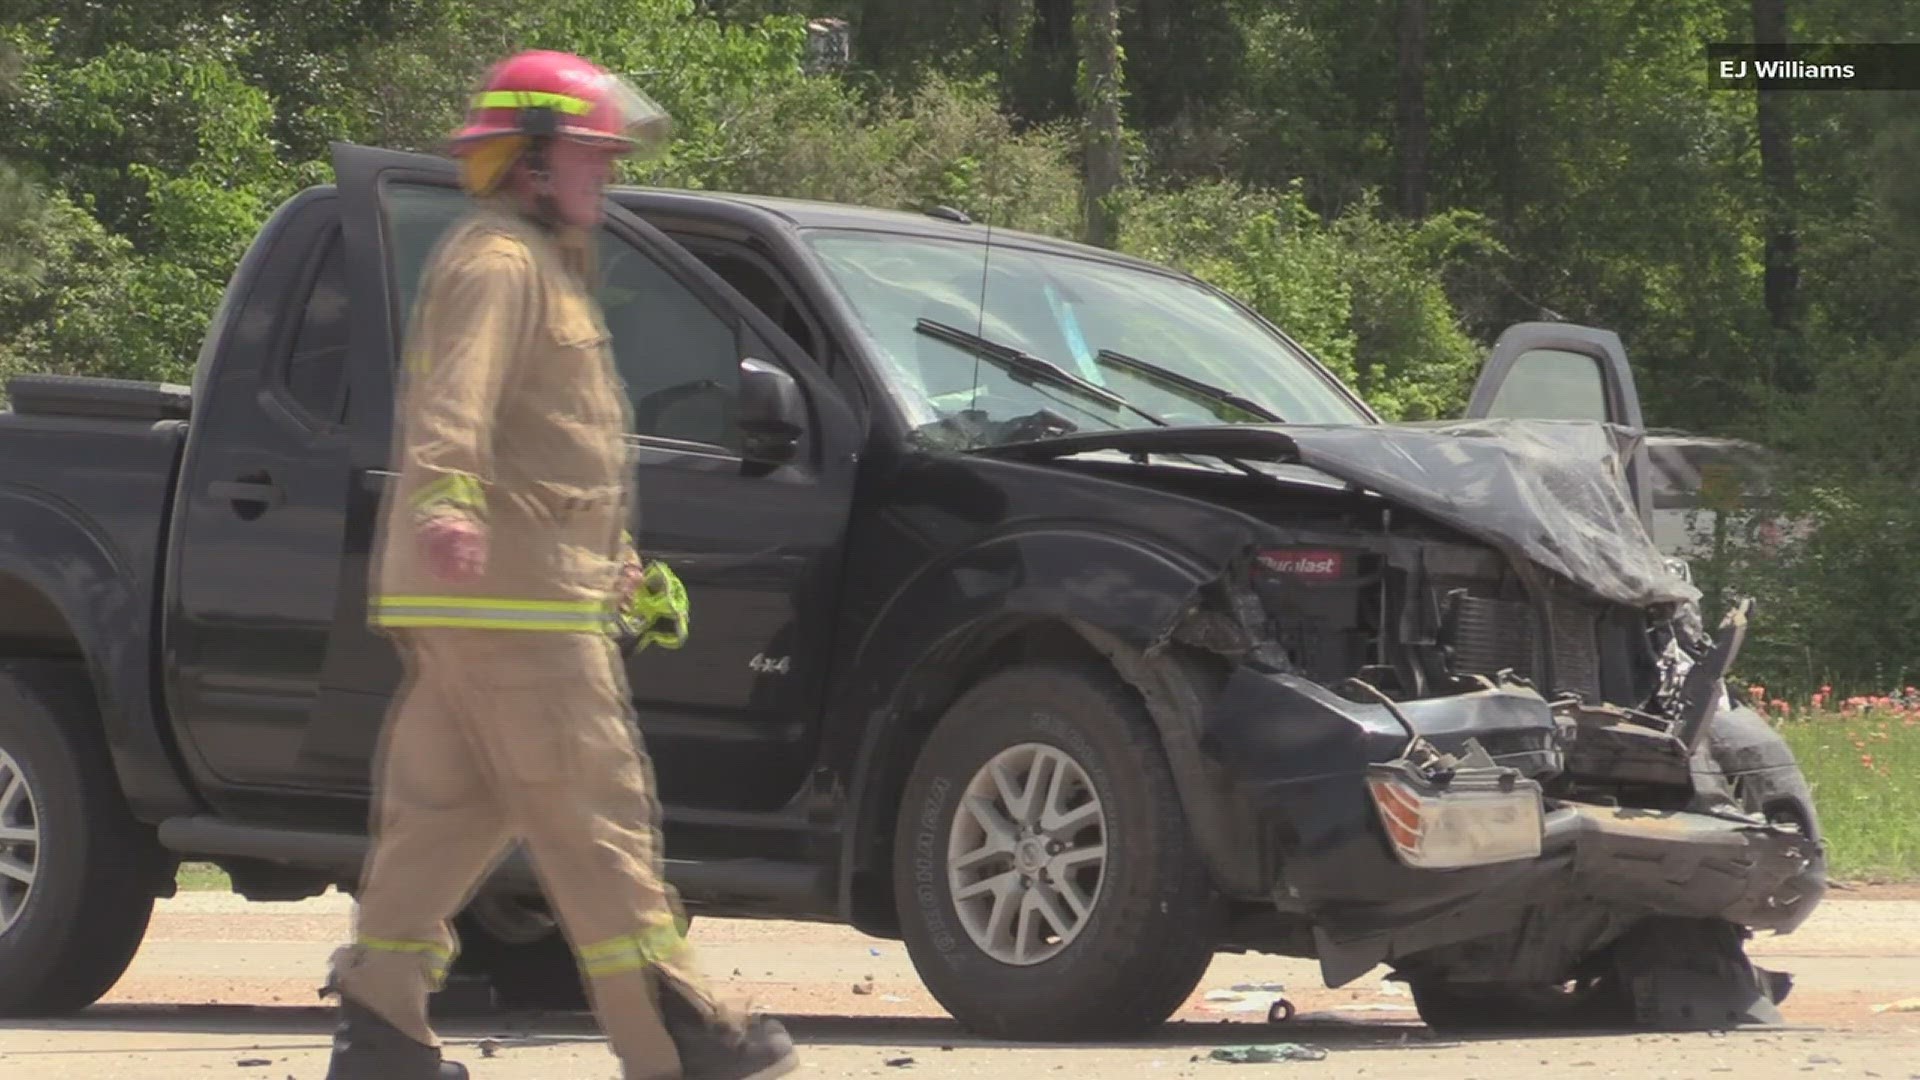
[1448,594,1602,700]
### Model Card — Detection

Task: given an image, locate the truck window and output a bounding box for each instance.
[595,232,740,451]
[279,232,349,423]
[383,183,743,453]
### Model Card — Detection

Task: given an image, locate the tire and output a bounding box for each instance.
[1703,702,1822,839]
[449,898,589,1012]
[891,660,1217,1042]
[1409,974,1631,1035]
[0,662,159,1016]
[445,897,695,1012]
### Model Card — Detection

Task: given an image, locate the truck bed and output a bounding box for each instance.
[0,376,190,661]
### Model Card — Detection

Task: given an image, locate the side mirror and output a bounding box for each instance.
[737,357,805,466]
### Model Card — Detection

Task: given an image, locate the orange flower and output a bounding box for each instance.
[1861,753,1876,769]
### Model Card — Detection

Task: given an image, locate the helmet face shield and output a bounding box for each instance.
[589,73,673,159]
[450,51,673,161]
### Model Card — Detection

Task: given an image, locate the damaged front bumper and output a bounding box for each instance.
[1200,660,1826,989]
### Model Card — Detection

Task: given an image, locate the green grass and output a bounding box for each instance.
[1779,711,1920,882]
[173,861,232,891]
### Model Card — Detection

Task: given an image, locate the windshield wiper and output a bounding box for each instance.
[917,319,1289,482]
[915,319,1170,429]
[1095,348,1284,423]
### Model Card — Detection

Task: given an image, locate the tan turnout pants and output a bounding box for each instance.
[327,628,733,1078]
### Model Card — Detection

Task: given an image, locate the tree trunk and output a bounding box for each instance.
[1077,0,1125,248]
[1395,0,1430,219]
[1753,0,1799,335]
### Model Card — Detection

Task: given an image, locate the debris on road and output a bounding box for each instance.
[235,1059,272,1068]
[885,1055,916,1067]
[1201,983,1298,1023]
[478,1038,503,1059]
[1208,1043,1330,1064]
[1870,997,1920,1014]
[1201,984,1286,1011]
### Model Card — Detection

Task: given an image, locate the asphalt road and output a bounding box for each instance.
[3,890,1917,1079]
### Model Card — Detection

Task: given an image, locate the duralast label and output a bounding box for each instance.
[1257,549,1346,578]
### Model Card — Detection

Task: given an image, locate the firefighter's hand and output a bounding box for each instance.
[418,515,488,582]
[617,555,645,605]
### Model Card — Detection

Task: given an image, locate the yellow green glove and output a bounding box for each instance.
[619,559,689,652]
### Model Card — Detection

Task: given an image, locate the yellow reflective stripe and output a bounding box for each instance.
[582,949,646,979]
[410,473,486,516]
[578,935,639,961]
[371,595,612,633]
[474,89,594,115]
[373,615,602,632]
[376,595,604,613]
[576,923,689,979]
[357,935,454,982]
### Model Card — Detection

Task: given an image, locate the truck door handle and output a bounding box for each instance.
[209,476,283,509]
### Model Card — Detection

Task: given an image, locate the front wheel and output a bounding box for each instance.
[891,660,1218,1041]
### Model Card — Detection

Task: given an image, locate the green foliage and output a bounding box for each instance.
[0,163,189,388]
[644,72,1084,238]
[1697,339,1920,699]
[1117,180,1489,419]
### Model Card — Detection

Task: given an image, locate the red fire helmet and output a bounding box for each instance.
[448,49,671,158]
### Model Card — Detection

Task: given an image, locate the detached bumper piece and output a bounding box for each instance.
[1543,801,1822,932]
[1607,916,1794,1029]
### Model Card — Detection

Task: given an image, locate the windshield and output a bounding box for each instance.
[802,229,1373,447]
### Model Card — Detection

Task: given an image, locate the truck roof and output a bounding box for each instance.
[611,186,1180,277]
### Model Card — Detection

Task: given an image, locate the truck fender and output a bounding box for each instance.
[0,488,198,818]
[834,529,1271,916]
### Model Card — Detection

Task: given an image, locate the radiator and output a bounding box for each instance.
[1448,594,1602,700]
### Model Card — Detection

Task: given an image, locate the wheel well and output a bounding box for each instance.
[845,617,1124,936]
[0,574,84,661]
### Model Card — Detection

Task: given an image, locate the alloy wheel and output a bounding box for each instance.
[0,748,40,936]
[946,742,1107,965]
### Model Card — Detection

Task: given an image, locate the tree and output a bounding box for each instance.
[1075,0,1125,246]
[1751,0,1799,340]
[1393,0,1429,218]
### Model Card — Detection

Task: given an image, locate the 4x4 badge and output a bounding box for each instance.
[749,654,791,675]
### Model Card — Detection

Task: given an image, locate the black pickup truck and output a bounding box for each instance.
[0,143,1824,1039]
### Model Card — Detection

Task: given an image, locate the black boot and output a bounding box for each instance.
[654,971,799,1080]
[323,996,471,1079]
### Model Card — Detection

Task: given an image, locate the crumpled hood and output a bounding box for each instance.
[975,417,1702,610]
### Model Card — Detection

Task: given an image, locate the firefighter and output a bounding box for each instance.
[319,50,799,1080]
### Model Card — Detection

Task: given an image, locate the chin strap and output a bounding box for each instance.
[522,137,565,233]
[516,106,566,232]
